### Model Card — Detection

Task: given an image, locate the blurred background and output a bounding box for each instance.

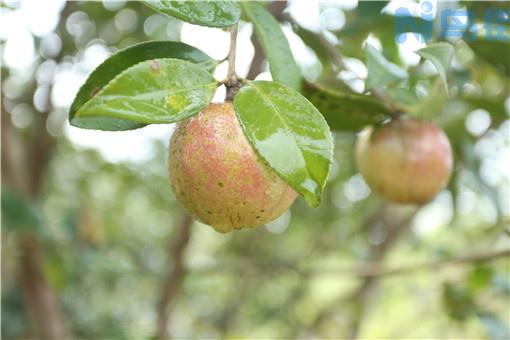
[1,0,509,338]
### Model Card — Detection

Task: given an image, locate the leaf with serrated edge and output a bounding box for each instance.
[73,58,216,129]
[234,81,333,207]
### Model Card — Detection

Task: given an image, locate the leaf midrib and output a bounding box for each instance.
[77,82,217,118]
[250,83,315,188]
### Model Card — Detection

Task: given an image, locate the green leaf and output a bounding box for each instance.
[386,87,420,107]
[365,44,408,90]
[411,77,448,119]
[388,77,447,119]
[468,265,493,292]
[442,283,476,321]
[1,189,41,232]
[72,58,216,130]
[143,0,240,27]
[242,2,302,90]
[467,39,510,77]
[304,83,392,131]
[416,42,454,90]
[234,81,333,207]
[70,41,217,131]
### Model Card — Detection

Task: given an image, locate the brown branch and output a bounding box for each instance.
[307,206,418,338]
[155,214,194,339]
[247,34,264,80]
[1,2,76,334]
[290,17,404,118]
[291,20,347,72]
[247,1,288,80]
[268,0,287,22]
[28,116,56,198]
[186,245,509,279]
[19,234,69,339]
[218,229,265,335]
[346,208,418,339]
[1,111,30,195]
[369,247,510,277]
[309,28,346,71]
[320,36,347,71]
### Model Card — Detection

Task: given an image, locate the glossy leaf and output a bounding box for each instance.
[416,42,454,89]
[234,81,333,207]
[242,2,302,90]
[70,41,217,130]
[143,0,240,27]
[72,58,216,130]
[366,44,407,90]
[304,83,391,131]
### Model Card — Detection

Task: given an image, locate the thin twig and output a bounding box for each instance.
[247,34,264,80]
[247,1,288,80]
[227,24,238,84]
[292,20,404,118]
[365,247,510,277]
[188,246,510,278]
[315,30,347,71]
[349,208,417,339]
[225,24,241,101]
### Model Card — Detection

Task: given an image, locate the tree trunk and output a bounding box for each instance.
[2,111,68,338]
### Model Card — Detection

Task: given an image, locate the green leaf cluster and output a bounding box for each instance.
[68,0,508,209]
[69,1,332,207]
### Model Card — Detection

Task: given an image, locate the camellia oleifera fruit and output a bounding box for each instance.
[356,119,453,204]
[168,102,297,233]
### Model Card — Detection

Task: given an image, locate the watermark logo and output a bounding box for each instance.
[395,1,510,44]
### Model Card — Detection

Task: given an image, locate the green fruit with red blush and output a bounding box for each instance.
[356,119,453,204]
[168,102,297,233]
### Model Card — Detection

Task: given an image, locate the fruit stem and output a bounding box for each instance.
[226,24,241,101]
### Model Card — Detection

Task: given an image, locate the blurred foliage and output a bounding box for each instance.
[1,1,509,339]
